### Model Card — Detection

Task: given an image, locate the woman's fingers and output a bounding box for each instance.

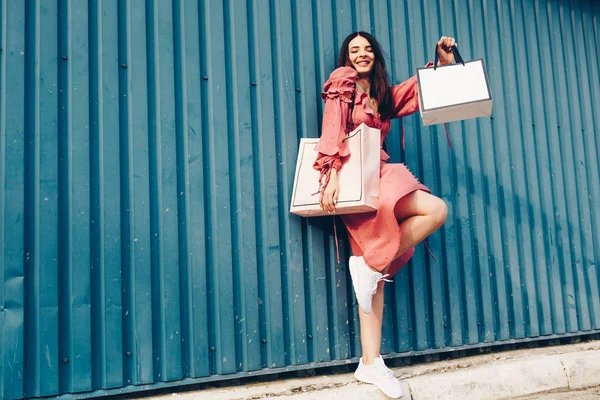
[322,191,331,213]
[322,190,337,213]
[444,37,452,51]
[437,36,445,48]
[438,36,456,52]
[328,191,336,212]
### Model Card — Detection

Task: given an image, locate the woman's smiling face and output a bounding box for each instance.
[348,35,375,77]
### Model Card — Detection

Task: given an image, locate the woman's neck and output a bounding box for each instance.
[356,77,371,95]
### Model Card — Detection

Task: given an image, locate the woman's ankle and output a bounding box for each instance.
[362,354,380,365]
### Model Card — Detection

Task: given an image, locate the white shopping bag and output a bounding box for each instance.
[417,47,492,126]
[290,123,380,217]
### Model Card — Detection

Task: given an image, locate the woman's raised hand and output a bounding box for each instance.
[437,36,456,66]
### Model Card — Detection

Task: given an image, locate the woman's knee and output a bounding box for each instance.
[433,197,448,227]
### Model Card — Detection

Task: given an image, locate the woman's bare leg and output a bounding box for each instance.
[392,190,447,260]
[358,277,387,364]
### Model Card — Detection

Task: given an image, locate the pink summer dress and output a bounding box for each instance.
[313,65,433,277]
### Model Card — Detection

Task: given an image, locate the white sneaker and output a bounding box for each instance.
[354,356,404,398]
[348,256,391,313]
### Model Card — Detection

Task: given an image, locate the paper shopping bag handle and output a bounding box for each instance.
[434,43,465,70]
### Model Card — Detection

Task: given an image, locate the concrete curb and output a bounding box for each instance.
[147,342,600,400]
[405,354,569,400]
[559,352,600,390]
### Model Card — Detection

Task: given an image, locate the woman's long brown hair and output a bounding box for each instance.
[337,32,393,120]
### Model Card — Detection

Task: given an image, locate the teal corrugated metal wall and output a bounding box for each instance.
[1,0,600,398]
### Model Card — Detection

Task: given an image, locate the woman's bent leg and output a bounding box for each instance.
[392,190,447,260]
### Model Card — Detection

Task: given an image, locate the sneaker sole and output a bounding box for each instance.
[354,370,404,399]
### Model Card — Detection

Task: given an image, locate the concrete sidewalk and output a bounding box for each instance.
[146,341,600,400]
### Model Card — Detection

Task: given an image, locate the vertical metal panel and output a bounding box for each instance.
[1,1,600,399]
[58,0,93,394]
[23,0,60,397]
[177,0,210,380]
[0,3,4,399]
[128,0,154,385]
[535,0,570,334]
[1,0,27,397]
[90,0,124,390]
[519,0,552,338]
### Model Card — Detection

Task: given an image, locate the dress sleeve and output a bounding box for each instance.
[312,67,358,192]
[390,62,434,120]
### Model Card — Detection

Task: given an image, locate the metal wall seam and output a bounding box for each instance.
[88,0,103,388]
[117,0,133,388]
[57,0,74,393]
[0,0,6,398]
[172,0,191,380]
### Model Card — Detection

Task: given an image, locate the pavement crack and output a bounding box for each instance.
[231,381,353,399]
[560,358,572,389]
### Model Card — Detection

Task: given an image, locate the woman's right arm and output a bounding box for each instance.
[313,67,358,213]
[319,166,339,213]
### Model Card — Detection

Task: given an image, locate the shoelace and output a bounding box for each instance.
[370,274,393,297]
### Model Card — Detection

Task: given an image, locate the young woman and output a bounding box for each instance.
[314,32,455,398]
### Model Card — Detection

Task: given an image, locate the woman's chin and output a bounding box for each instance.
[355,67,373,76]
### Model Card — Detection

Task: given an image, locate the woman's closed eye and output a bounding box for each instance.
[350,46,373,53]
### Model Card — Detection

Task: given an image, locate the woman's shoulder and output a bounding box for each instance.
[322,67,357,100]
[327,66,358,82]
